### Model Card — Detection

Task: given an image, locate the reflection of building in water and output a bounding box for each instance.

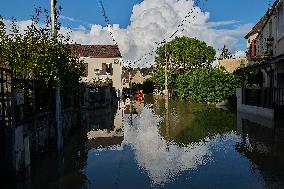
[123,100,144,115]
[84,102,124,149]
[236,114,284,187]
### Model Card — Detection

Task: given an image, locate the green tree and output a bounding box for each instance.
[219,45,232,60]
[153,67,178,94]
[142,78,155,94]
[153,36,216,95]
[0,8,83,87]
[155,36,216,72]
[176,67,239,102]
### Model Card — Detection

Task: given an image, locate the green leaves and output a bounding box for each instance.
[155,36,216,71]
[153,66,240,102]
[0,8,84,87]
[153,67,178,93]
[176,68,240,103]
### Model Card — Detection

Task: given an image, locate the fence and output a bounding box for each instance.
[13,80,82,154]
[242,88,284,108]
[0,65,83,172]
[82,85,117,109]
[0,66,13,171]
[1,64,118,172]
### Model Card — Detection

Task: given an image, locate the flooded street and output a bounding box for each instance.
[4,96,284,189]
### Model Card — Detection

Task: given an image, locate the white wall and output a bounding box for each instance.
[275,4,284,57]
[81,57,122,91]
[255,3,284,58]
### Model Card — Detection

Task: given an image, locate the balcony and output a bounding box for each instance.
[247,37,274,62]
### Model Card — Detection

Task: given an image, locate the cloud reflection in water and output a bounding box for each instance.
[123,106,213,186]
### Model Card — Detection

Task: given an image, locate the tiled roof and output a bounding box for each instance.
[69,44,122,58]
[245,0,281,39]
[245,14,269,39]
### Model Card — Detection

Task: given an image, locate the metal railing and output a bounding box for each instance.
[242,88,284,108]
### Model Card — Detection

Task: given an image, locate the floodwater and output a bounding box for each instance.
[4,95,284,189]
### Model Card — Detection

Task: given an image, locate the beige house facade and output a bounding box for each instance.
[122,68,145,88]
[71,44,123,92]
[81,57,123,90]
[219,57,248,73]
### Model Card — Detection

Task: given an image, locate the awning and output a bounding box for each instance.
[235,61,271,75]
[235,53,284,75]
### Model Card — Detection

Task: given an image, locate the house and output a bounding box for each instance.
[236,0,284,125]
[219,57,248,73]
[218,45,248,73]
[83,102,124,149]
[71,44,123,93]
[122,68,145,88]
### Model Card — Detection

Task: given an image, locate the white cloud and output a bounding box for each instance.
[3,0,253,68]
[59,15,75,22]
[122,106,239,186]
[123,106,212,186]
[233,50,246,58]
[59,15,91,26]
[206,20,240,28]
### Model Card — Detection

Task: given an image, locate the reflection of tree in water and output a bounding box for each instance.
[235,120,284,189]
[123,107,213,186]
[144,96,237,144]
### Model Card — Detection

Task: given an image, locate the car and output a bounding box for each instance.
[134,89,144,101]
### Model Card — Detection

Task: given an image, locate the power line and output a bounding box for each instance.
[127,0,210,67]
[98,0,210,68]
[97,0,128,66]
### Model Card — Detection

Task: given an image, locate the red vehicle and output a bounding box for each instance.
[134,89,144,101]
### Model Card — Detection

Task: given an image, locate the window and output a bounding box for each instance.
[100,47,107,52]
[102,63,113,75]
[83,63,88,77]
[114,59,119,64]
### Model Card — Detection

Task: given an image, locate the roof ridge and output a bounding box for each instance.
[245,0,281,39]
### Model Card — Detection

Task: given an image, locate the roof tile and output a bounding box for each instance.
[70,44,122,58]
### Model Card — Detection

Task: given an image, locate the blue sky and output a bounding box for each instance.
[0,0,272,29]
[0,0,275,65]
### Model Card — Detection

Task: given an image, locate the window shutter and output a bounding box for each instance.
[102,63,107,75]
[83,63,88,77]
[110,63,113,75]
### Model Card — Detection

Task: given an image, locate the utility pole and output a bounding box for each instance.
[164,41,169,110]
[51,0,63,152]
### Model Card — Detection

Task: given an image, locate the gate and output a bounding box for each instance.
[0,66,14,171]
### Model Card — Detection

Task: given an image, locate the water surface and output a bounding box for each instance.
[5,96,284,189]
